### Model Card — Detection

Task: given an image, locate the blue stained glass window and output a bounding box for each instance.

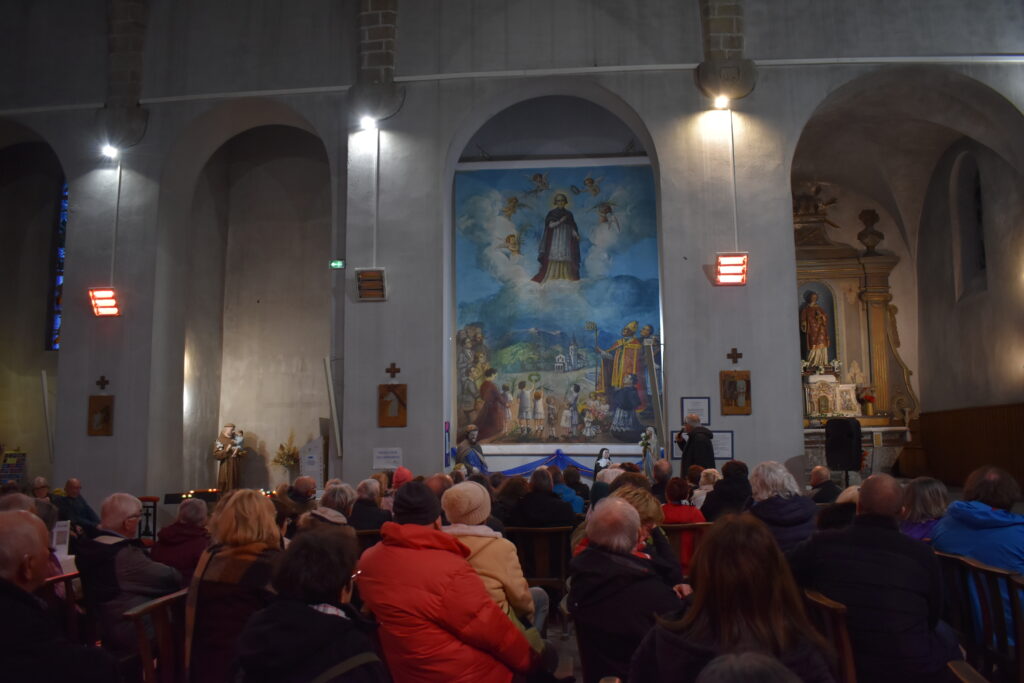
[47,182,68,350]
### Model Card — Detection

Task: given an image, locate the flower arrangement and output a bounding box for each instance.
[639,429,652,452]
[272,438,299,469]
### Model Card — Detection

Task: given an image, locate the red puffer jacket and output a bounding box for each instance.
[358,521,535,682]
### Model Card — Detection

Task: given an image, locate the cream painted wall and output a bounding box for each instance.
[0,143,61,483]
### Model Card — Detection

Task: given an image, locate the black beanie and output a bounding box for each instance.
[393,481,441,526]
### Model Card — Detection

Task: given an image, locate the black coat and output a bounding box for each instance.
[629,601,834,683]
[347,499,393,531]
[0,578,118,683]
[238,600,390,682]
[749,495,818,553]
[787,514,954,682]
[680,427,715,470]
[569,545,683,683]
[510,490,577,527]
[699,476,752,522]
[810,480,842,504]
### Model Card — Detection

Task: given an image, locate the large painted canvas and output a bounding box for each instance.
[455,163,661,447]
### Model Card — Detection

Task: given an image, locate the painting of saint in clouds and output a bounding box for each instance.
[455,163,662,446]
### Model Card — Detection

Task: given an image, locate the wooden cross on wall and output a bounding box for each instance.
[726,348,743,365]
[95,376,110,390]
[385,363,401,378]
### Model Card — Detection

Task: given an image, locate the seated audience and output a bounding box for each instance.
[425,473,454,500]
[151,497,211,585]
[691,468,721,510]
[611,485,684,588]
[590,466,625,508]
[696,652,801,683]
[932,465,1023,572]
[511,467,577,527]
[53,477,101,534]
[370,472,393,511]
[686,465,705,490]
[932,465,1024,642]
[189,489,282,683]
[31,476,53,501]
[563,465,590,505]
[272,476,318,538]
[807,466,841,504]
[651,459,673,503]
[631,515,833,683]
[899,476,949,542]
[493,475,529,524]
[467,473,507,534]
[347,480,393,530]
[238,529,389,682]
[748,461,817,553]
[294,507,354,536]
[0,510,118,683]
[700,460,752,522]
[380,466,413,511]
[549,465,585,514]
[77,493,181,654]
[0,492,35,511]
[569,497,684,682]
[608,471,652,493]
[789,473,959,682]
[319,482,357,519]
[489,472,507,491]
[441,482,548,633]
[662,477,706,524]
[358,481,537,681]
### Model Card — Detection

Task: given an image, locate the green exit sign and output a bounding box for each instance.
[329,259,345,269]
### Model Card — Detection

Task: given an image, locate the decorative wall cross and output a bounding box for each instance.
[385,363,401,378]
[726,348,743,365]
[95,375,110,390]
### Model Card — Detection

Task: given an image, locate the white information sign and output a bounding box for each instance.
[372,447,403,470]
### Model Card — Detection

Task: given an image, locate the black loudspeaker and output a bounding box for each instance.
[825,418,862,472]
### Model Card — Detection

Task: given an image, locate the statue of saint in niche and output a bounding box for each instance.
[800,291,831,367]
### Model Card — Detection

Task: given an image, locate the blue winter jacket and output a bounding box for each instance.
[932,500,1024,645]
[553,483,585,514]
[932,501,1024,574]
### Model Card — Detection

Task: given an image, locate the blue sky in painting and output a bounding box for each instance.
[455,164,660,350]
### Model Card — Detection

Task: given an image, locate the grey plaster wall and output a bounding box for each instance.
[918,139,1024,411]
[746,0,1024,59]
[217,126,331,489]
[143,0,358,99]
[182,148,228,489]
[0,143,62,481]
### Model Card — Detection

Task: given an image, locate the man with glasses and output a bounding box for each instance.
[76,493,180,655]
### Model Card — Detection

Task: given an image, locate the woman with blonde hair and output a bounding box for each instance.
[187,489,282,683]
[899,476,949,542]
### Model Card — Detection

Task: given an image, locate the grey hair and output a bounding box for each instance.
[685,413,702,427]
[0,511,46,581]
[32,476,49,489]
[902,477,949,523]
[177,498,208,526]
[750,461,801,502]
[597,467,624,484]
[0,493,35,512]
[356,479,381,502]
[699,468,722,487]
[322,483,358,513]
[100,493,142,529]
[587,497,640,554]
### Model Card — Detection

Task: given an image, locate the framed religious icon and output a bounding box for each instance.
[681,396,711,425]
[378,384,408,428]
[719,370,751,415]
[87,395,114,436]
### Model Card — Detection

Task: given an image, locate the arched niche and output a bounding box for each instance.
[150,100,332,493]
[790,66,1024,427]
[0,120,66,482]
[448,93,668,459]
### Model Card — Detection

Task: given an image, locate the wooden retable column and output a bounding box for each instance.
[859,255,898,414]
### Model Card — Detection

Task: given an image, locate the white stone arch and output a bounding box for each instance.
[147,98,331,493]
[440,80,664,452]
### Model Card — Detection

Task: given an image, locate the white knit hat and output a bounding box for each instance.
[441,482,492,526]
